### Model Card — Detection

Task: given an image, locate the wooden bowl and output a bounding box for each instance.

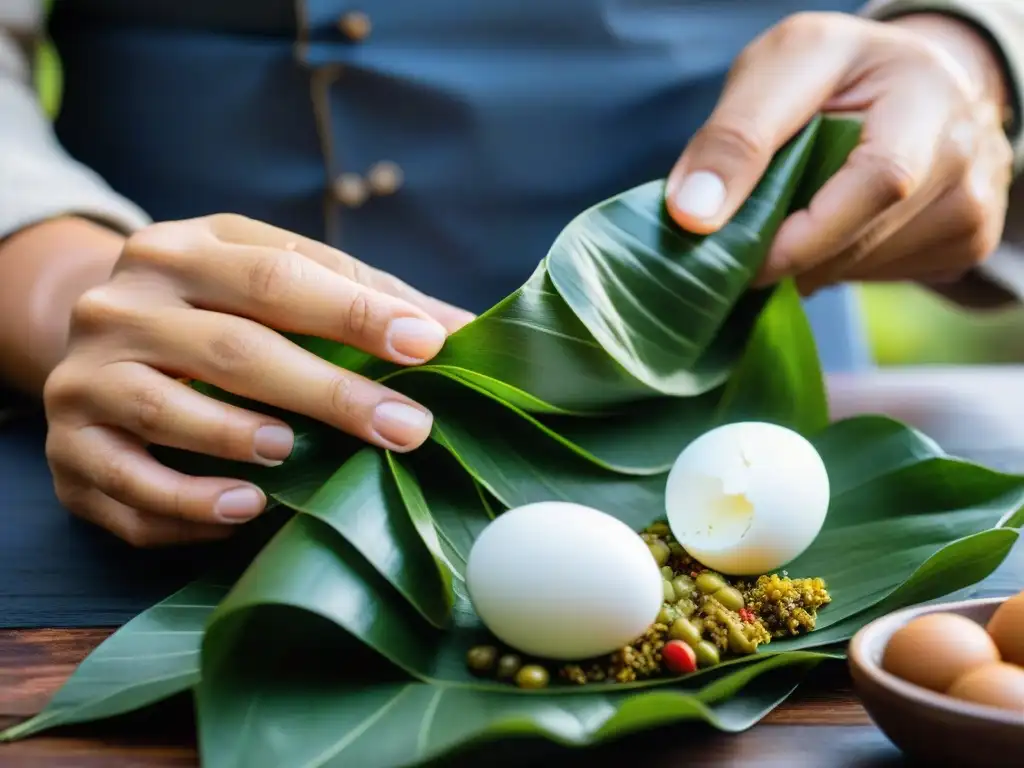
[849,597,1024,767]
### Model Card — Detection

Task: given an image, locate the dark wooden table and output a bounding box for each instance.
[3,366,1024,767]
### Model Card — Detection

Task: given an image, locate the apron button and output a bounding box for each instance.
[338,11,372,42]
[333,173,369,207]
[367,161,403,195]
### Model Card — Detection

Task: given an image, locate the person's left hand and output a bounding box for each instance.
[664,11,1015,296]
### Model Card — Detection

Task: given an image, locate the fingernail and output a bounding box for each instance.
[386,317,447,363]
[673,171,727,221]
[215,487,266,522]
[253,425,294,465]
[372,401,433,448]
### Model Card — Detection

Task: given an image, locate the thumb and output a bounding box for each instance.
[665,120,772,236]
[665,17,857,234]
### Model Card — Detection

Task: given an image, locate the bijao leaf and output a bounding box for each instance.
[0,580,222,740]
[7,115,1024,768]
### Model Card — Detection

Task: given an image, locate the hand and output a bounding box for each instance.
[42,214,473,547]
[665,12,1014,295]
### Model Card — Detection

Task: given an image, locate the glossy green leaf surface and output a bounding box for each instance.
[273,447,454,628]
[387,118,853,414]
[197,414,1024,687]
[190,416,1024,766]
[713,280,828,433]
[9,115,1024,768]
[196,641,832,768]
[0,580,223,741]
[544,136,814,398]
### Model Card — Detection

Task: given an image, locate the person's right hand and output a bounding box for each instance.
[42,214,473,548]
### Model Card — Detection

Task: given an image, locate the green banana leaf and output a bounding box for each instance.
[0,579,225,740]
[195,639,837,768]
[6,115,1024,768]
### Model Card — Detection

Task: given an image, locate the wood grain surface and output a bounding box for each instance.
[3,366,1024,766]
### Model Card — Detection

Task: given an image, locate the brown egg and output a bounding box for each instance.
[882,613,1000,693]
[986,591,1024,667]
[948,662,1024,713]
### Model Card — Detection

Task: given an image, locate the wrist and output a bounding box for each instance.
[887,13,1012,115]
[0,217,125,395]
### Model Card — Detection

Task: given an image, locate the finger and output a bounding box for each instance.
[793,184,967,293]
[758,83,952,285]
[48,424,268,525]
[795,248,970,294]
[165,242,450,366]
[853,190,990,281]
[55,480,234,548]
[207,215,475,332]
[665,15,859,233]
[803,133,1010,289]
[779,118,985,292]
[845,229,1000,285]
[82,362,295,465]
[149,307,434,452]
[918,268,987,287]
[328,255,476,334]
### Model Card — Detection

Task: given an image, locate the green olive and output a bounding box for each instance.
[714,586,745,612]
[647,539,671,567]
[662,579,677,602]
[646,521,670,537]
[496,654,523,680]
[657,605,678,626]
[669,617,703,647]
[465,645,498,675]
[515,665,550,689]
[675,598,697,617]
[672,575,696,599]
[727,623,756,655]
[660,566,674,580]
[668,541,686,558]
[694,640,721,668]
[695,572,728,595]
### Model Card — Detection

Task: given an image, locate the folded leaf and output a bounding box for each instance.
[713,280,828,433]
[197,640,833,768]
[391,116,856,414]
[192,414,1024,765]
[388,450,493,580]
[199,410,1024,679]
[11,114,1024,768]
[273,448,454,628]
[544,136,814,397]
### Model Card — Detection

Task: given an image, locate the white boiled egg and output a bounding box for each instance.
[665,421,830,576]
[465,501,663,660]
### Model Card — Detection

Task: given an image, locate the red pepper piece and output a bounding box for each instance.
[662,640,698,675]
